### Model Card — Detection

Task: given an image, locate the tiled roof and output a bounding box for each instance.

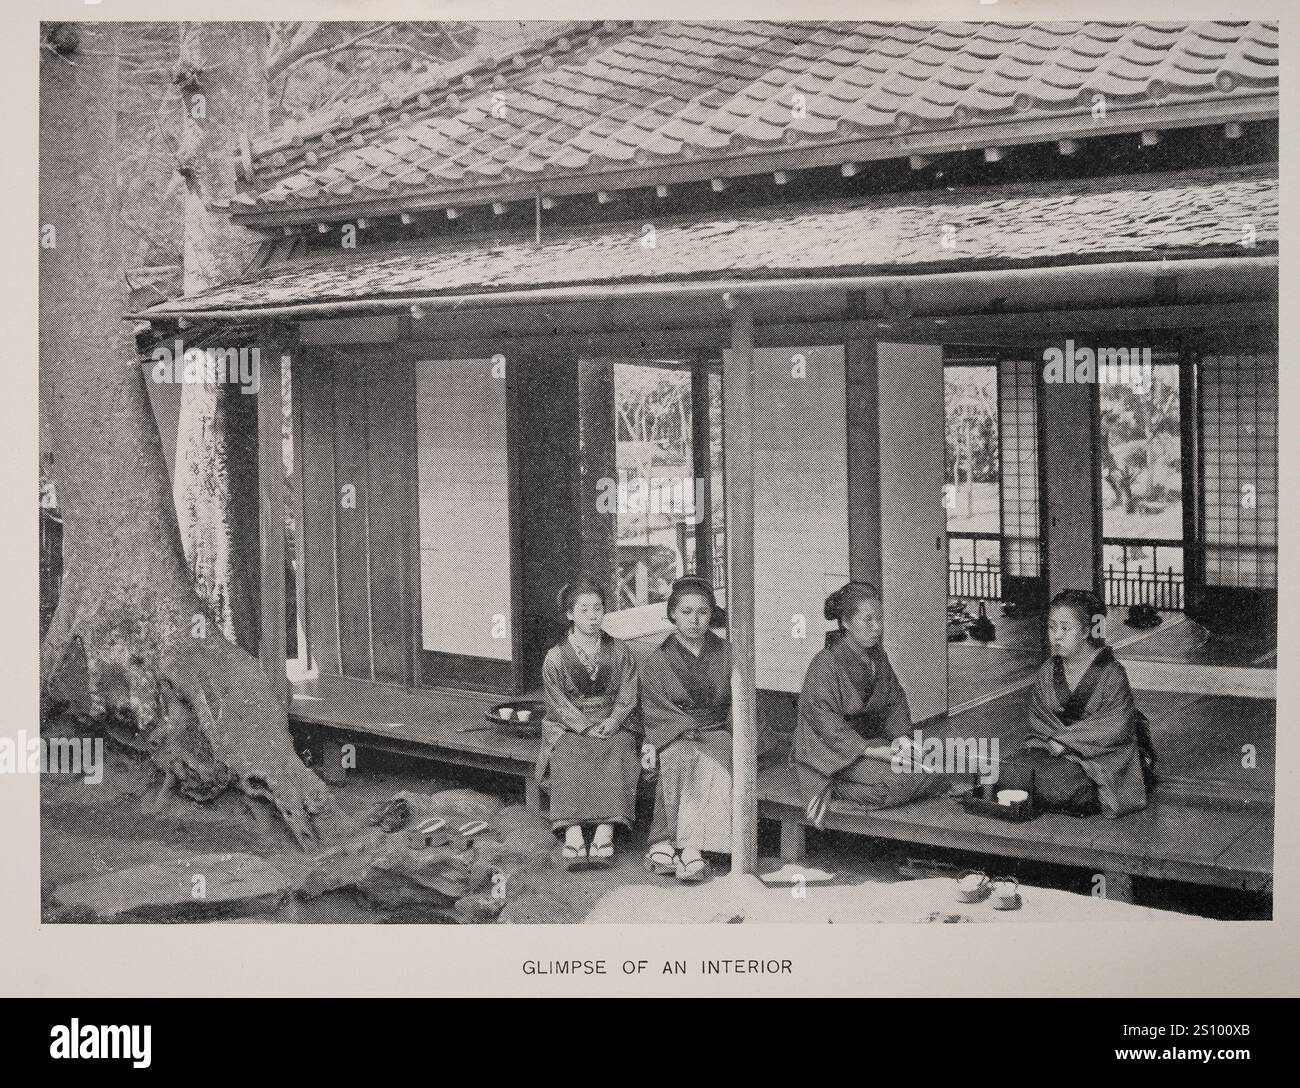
[142,164,1276,317]
[238,20,1278,221]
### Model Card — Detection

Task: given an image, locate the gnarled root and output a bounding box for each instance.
[42,572,344,850]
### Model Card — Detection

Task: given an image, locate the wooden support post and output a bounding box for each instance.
[289,346,309,676]
[1041,352,1102,598]
[779,821,807,863]
[258,335,289,706]
[524,777,541,813]
[690,355,714,585]
[577,357,619,604]
[845,337,882,589]
[725,294,758,875]
[1102,871,1135,904]
[318,736,349,785]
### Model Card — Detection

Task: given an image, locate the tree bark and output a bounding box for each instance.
[172,23,270,653]
[39,23,341,850]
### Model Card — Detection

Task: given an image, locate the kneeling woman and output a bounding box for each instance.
[1015,589,1149,818]
[793,582,958,825]
[538,578,642,869]
[640,577,733,882]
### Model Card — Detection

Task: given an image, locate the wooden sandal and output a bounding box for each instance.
[955,870,992,903]
[991,876,1022,911]
[643,843,677,876]
[587,837,615,868]
[675,851,709,883]
[405,817,449,851]
[562,841,588,871]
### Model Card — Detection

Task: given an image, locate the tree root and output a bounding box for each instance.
[42,573,344,850]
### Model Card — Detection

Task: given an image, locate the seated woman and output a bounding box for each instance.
[793,582,959,825]
[640,576,733,883]
[538,578,642,870]
[1011,589,1150,819]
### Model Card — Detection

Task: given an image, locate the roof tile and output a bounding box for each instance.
[247,21,1278,215]
[153,165,1276,314]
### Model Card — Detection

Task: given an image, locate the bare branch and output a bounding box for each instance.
[269,21,392,81]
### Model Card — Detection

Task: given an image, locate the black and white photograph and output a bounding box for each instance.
[26,6,1281,947]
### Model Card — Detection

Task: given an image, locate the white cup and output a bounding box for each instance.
[997,789,1028,806]
[516,709,532,722]
[499,707,514,720]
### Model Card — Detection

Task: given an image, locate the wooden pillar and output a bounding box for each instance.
[689,355,714,584]
[258,333,288,706]
[514,356,581,688]
[1101,871,1135,904]
[577,357,619,603]
[317,736,348,785]
[779,820,807,863]
[1041,357,1101,597]
[845,337,882,589]
[289,347,308,673]
[876,343,948,723]
[724,295,758,874]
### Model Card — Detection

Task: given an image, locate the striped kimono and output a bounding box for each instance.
[641,630,733,855]
[538,633,641,835]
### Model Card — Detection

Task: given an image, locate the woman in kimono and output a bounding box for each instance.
[793,582,958,826]
[1010,589,1150,818]
[640,577,732,882]
[538,578,642,870]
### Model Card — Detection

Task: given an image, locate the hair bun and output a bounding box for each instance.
[558,576,607,619]
[665,575,718,620]
[824,580,879,621]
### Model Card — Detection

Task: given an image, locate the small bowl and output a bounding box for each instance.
[485,701,546,735]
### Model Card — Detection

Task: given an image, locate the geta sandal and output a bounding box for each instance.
[990,876,1022,911]
[562,841,589,871]
[643,843,677,876]
[675,852,709,883]
[955,869,992,903]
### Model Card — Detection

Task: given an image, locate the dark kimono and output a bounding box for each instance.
[641,631,733,854]
[1022,646,1147,818]
[539,633,641,834]
[792,635,949,823]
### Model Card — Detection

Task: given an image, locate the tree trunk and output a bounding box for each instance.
[39,23,341,850]
[1122,474,1137,515]
[959,422,974,520]
[172,23,270,652]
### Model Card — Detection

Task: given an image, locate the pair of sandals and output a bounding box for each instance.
[563,831,615,871]
[955,870,1022,910]
[643,842,708,882]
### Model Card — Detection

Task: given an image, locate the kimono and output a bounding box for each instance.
[641,630,733,854]
[538,633,641,834]
[1021,646,1148,819]
[792,634,951,823]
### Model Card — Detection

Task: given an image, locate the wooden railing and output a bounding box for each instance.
[1103,538,1185,611]
[948,532,1002,601]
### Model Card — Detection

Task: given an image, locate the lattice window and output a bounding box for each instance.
[1201,354,1278,589]
[999,358,1041,578]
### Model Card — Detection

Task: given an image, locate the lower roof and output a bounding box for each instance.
[137,163,1276,320]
